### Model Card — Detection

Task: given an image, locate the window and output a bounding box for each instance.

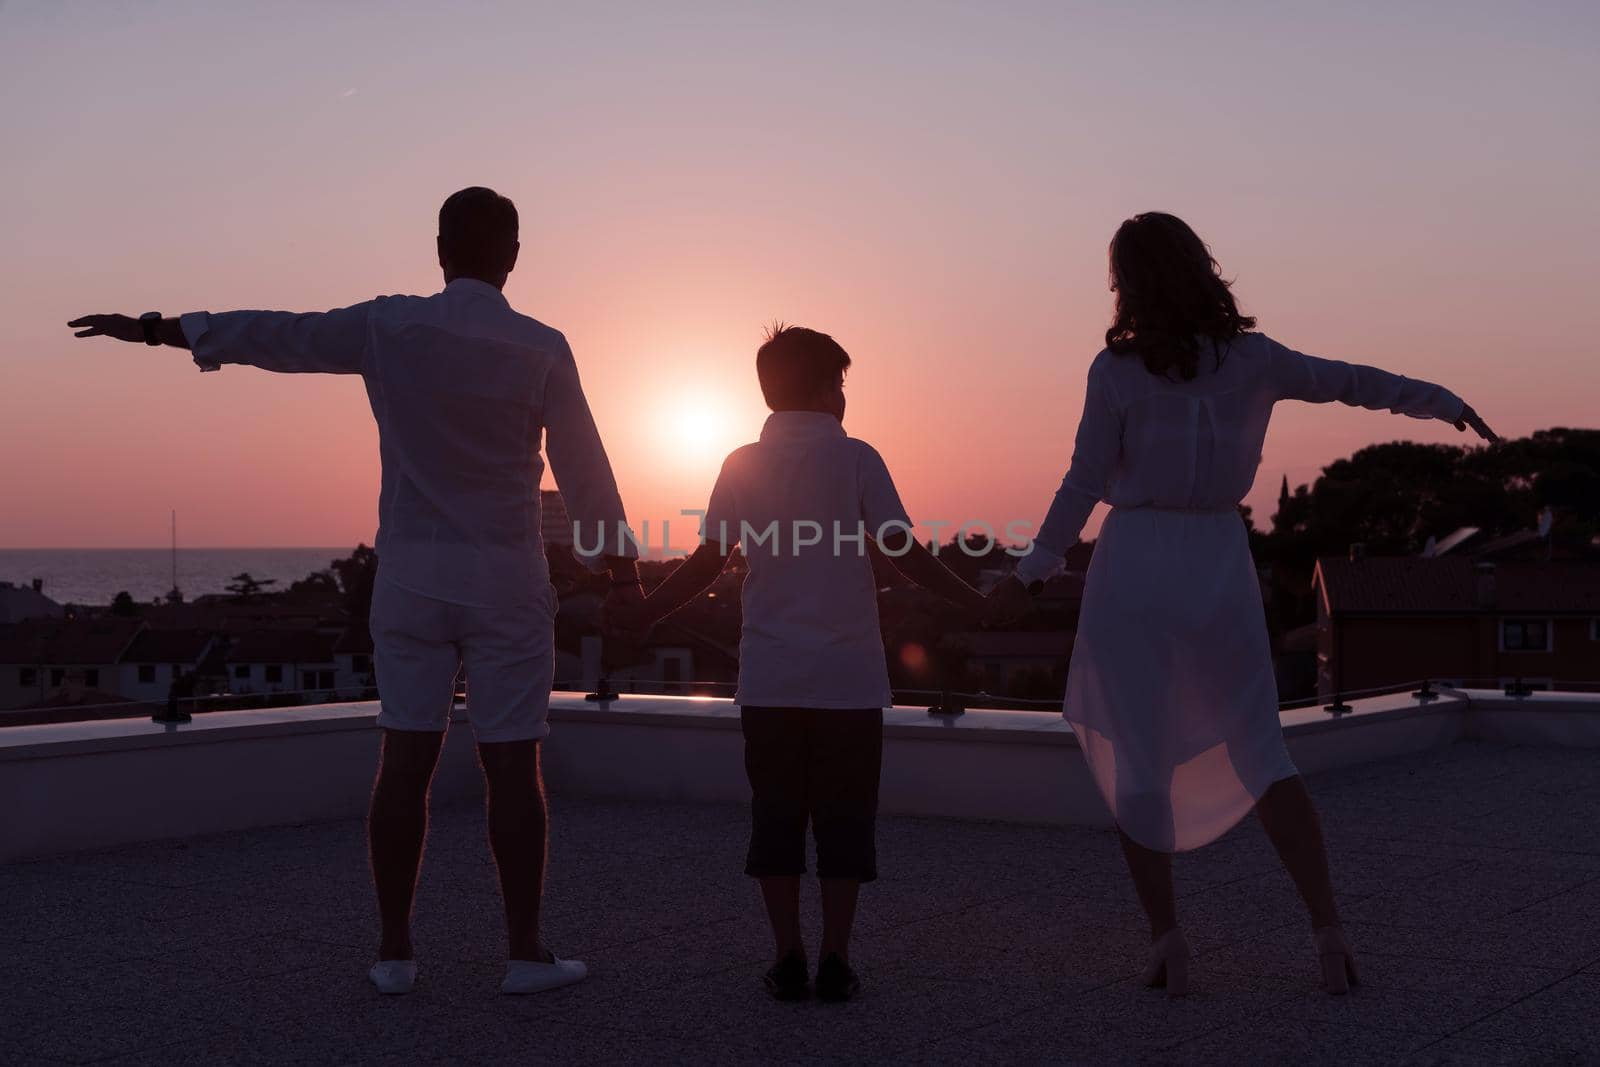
[264,665,283,684]
[1500,619,1553,652]
[233,665,250,680]
[84,669,99,688]
[303,669,335,690]
[50,668,65,688]
[19,668,36,687]
[138,664,156,684]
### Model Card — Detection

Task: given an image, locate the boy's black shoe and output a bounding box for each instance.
[814,953,860,1003]
[764,950,811,1001]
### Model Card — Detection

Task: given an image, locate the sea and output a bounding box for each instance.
[0,548,352,607]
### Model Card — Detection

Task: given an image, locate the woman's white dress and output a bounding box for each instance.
[1016,333,1462,851]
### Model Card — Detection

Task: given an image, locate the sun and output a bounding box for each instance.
[655,385,749,469]
[674,406,724,456]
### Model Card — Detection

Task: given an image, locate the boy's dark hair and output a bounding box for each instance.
[438,187,519,277]
[755,324,851,410]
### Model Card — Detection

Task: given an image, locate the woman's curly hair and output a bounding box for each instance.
[1105,212,1255,380]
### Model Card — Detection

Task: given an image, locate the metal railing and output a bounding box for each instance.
[4,677,1598,729]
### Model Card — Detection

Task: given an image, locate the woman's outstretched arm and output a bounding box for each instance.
[1011,356,1123,588]
[1263,335,1497,440]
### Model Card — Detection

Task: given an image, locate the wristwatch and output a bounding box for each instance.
[139,312,163,346]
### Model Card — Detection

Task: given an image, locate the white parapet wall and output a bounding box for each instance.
[5,688,1593,863]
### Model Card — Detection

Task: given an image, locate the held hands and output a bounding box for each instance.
[68,314,145,343]
[982,575,1032,627]
[1454,404,1499,443]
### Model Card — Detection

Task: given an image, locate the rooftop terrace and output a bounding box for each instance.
[7,724,1600,1064]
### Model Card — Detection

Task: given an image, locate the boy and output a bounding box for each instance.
[615,325,985,1001]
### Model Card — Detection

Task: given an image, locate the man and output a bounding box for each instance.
[69,187,641,996]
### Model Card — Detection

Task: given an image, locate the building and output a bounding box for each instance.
[540,489,574,547]
[0,579,64,623]
[332,624,376,697]
[1313,555,1600,697]
[950,630,1074,695]
[117,629,221,704]
[0,617,145,709]
[223,630,341,700]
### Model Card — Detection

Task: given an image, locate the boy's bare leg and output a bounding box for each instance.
[369,729,446,961]
[479,739,553,962]
[819,878,860,962]
[759,875,805,959]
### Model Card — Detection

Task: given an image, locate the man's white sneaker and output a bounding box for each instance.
[369,960,418,995]
[501,957,588,995]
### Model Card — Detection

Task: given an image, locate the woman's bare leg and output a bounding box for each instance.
[1254,775,1340,929]
[1118,829,1178,940]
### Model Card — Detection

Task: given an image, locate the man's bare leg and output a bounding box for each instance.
[478,739,552,962]
[369,728,445,961]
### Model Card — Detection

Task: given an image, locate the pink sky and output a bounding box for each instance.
[2,2,1596,549]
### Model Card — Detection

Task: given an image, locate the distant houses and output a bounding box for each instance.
[0,616,144,710]
[1312,555,1600,697]
[0,609,375,714]
[0,580,64,624]
[118,628,221,704]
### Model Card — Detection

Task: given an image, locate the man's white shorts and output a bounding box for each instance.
[371,578,557,743]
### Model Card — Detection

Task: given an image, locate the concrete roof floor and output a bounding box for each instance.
[5,740,1600,1065]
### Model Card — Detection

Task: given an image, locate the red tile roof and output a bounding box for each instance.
[1315,557,1600,614]
[0,617,145,665]
[122,629,216,665]
[224,630,338,664]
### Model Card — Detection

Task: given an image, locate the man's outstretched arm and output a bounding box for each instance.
[68,303,371,374]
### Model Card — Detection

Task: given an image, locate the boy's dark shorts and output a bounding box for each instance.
[740,705,884,883]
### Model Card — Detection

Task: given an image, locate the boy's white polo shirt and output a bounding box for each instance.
[701,412,911,710]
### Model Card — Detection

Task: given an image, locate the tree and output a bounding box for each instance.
[1256,428,1600,635]
[110,590,140,616]
[1260,429,1600,570]
[328,544,378,622]
[289,569,340,595]
[226,573,277,600]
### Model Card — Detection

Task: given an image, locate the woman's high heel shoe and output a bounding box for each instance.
[1313,926,1359,995]
[1140,928,1191,997]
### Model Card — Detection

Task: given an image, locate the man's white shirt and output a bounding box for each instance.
[181,278,633,608]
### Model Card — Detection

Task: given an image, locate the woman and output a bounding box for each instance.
[994,212,1497,996]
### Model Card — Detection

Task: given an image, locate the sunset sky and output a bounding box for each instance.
[2,1,1595,550]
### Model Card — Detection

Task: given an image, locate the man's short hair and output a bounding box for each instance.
[756,324,851,410]
[438,187,518,276]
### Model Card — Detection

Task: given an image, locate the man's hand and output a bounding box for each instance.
[69,313,189,348]
[1454,404,1499,444]
[600,554,650,639]
[68,314,144,343]
[983,575,1031,627]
